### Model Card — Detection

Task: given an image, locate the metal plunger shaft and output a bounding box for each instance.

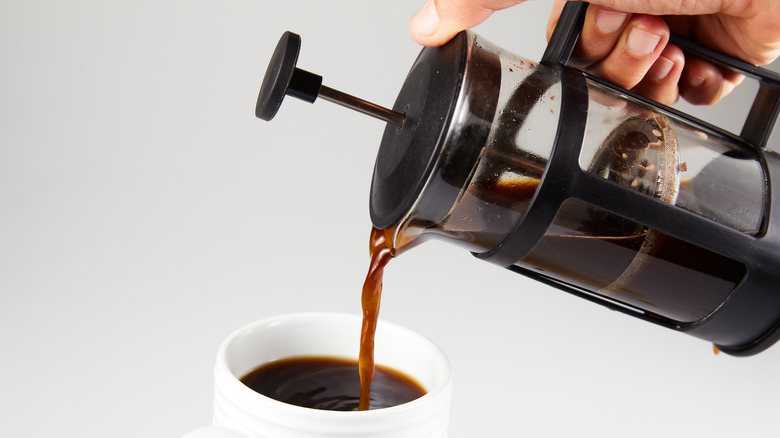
[319,85,405,126]
[256,31,404,126]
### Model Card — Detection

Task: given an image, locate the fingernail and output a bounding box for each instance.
[689,74,706,88]
[650,56,675,81]
[595,8,629,33]
[627,28,661,56]
[411,0,440,37]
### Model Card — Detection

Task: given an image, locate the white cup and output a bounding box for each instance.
[183,312,452,438]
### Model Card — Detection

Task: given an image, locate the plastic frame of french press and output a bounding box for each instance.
[475,1,780,356]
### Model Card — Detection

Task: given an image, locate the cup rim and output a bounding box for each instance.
[214,312,452,419]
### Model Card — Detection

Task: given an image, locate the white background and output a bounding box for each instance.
[2,1,779,437]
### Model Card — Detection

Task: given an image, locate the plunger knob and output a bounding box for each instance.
[255,31,405,126]
[255,32,322,121]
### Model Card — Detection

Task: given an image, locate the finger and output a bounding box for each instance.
[547,3,634,65]
[410,0,525,47]
[586,14,670,90]
[583,0,731,16]
[631,44,685,106]
[547,0,736,38]
[572,4,632,67]
[679,57,744,105]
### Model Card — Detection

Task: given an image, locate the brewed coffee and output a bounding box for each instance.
[241,356,426,411]
[358,226,396,410]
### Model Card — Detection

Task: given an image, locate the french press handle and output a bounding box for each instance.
[543,1,780,151]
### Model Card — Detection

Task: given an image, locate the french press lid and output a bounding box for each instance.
[255,30,467,230]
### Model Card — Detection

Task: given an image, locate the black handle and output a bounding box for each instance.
[670,34,780,150]
[543,1,780,150]
[540,1,588,66]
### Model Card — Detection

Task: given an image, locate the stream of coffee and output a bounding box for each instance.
[358,226,397,410]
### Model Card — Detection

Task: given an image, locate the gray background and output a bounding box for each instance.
[2,1,779,437]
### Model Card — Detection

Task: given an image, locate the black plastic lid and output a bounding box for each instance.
[369,33,467,229]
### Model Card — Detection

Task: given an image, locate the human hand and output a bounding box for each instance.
[409,0,780,106]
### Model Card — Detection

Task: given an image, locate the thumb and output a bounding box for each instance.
[410,0,525,47]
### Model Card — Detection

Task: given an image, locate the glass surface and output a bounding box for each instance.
[397,35,560,252]
[580,80,766,234]
[392,35,754,324]
[518,199,746,322]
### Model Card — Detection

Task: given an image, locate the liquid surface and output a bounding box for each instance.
[241,356,425,411]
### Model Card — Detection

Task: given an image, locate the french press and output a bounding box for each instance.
[255,2,780,356]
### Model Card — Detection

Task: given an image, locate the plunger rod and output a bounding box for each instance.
[256,31,406,126]
[318,85,405,126]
